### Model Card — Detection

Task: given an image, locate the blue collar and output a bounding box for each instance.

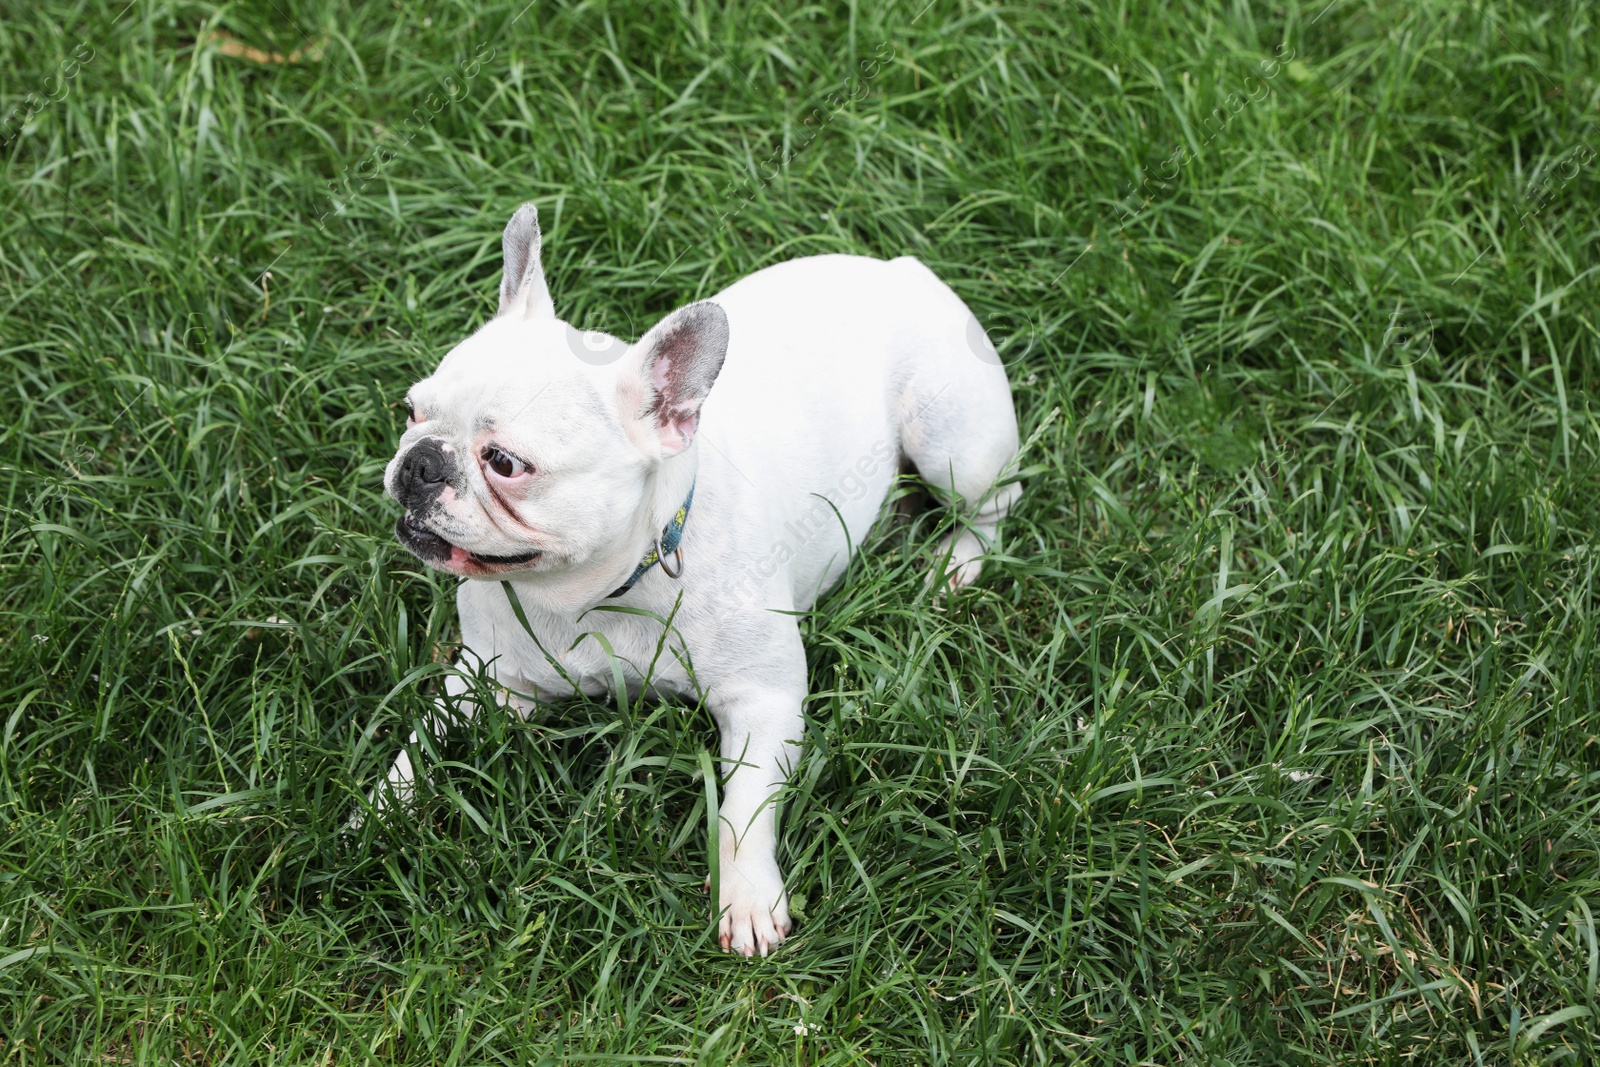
[606,481,695,598]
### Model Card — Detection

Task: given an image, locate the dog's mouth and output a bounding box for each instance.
[395,513,542,572]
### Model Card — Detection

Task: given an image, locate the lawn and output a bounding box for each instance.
[3,0,1599,1062]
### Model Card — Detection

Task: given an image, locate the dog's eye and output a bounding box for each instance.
[484,446,526,478]
[405,400,419,427]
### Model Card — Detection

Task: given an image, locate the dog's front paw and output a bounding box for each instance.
[718,857,791,957]
[342,746,420,840]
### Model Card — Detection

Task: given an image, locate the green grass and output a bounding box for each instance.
[3,0,1599,1061]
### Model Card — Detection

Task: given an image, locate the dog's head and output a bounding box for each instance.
[385,204,728,581]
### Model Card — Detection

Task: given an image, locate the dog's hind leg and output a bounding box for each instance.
[908,428,1022,589]
[894,300,1023,590]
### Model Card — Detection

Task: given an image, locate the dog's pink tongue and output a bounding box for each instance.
[449,546,472,566]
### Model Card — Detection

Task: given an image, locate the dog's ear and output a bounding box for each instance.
[625,301,729,455]
[498,203,555,319]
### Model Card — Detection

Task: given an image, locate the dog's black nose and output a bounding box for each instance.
[397,439,451,504]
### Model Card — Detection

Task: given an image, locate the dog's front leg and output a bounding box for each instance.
[350,666,526,829]
[711,688,802,957]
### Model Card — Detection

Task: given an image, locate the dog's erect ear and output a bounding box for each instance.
[626,301,729,455]
[498,204,555,319]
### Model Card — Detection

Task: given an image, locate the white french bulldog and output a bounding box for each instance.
[367,204,1021,956]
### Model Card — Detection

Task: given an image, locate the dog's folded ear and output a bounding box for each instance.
[499,203,555,319]
[626,301,729,455]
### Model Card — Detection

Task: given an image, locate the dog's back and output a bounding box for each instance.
[698,253,1020,600]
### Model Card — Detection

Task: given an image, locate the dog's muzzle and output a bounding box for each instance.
[394,513,542,568]
[395,513,454,562]
[394,438,451,512]
[390,440,542,569]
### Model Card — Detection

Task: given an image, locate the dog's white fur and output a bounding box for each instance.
[366,204,1020,956]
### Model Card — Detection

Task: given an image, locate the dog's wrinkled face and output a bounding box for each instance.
[386,317,640,577]
[385,204,727,580]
